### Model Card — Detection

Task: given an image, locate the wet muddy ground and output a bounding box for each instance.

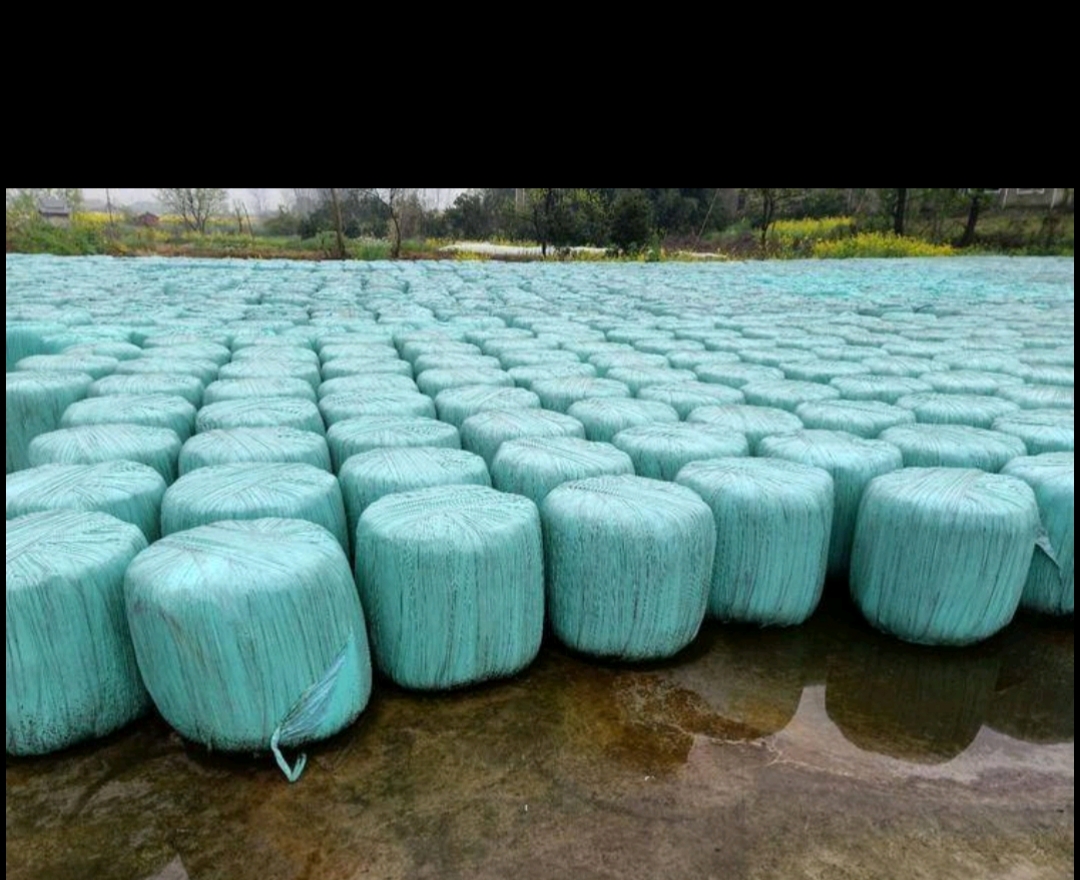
[6,591,1073,880]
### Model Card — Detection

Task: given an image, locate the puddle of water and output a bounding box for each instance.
[6,591,1073,880]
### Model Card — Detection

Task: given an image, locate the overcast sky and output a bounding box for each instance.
[82,189,466,213]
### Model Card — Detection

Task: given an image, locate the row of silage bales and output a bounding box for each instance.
[4,254,1075,764]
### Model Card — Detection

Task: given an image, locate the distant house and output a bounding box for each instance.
[996,189,1072,209]
[37,197,71,226]
[135,212,160,228]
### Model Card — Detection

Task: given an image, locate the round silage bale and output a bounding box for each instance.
[459,408,586,467]
[195,398,326,436]
[861,355,939,377]
[434,385,542,429]
[339,447,491,547]
[605,367,697,395]
[685,404,803,453]
[179,428,332,475]
[741,379,842,413]
[587,351,670,377]
[567,398,680,443]
[114,357,219,388]
[88,373,205,408]
[320,357,413,381]
[317,374,419,399]
[15,354,119,380]
[895,392,1020,429]
[141,341,232,367]
[793,399,916,438]
[61,394,198,443]
[63,341,145,362]
[124,518,372,780]
[326,416,461,471]
[611,423,749,480]
[694,363,784,389]
[507,362,598,390]
[490,436,635,506]
[6,321,67,370]
[161,462,350,553]
[7,510,149,755]
[675,458,832,626]
[203,377,318,406]
[6,461,166,542]
[782,360,871,384]
[355,485,544,690]
[636,382,746,418]
[917,370,1024,395]
[415,367,514,398]
[850,468,1040,645]
[878,423,1027,471]
[531,377,632,413]
[318,391,437,427]
[828,375,934,404]
[6,371,93,474]
[759,430,903,578]
[992,410,1074,455]
[1000,453,1073,616]
[540,475,715,660]
[217,359,322,392]
[29,424,183,484]
[413,352,502,374]
[995,384,1074,411]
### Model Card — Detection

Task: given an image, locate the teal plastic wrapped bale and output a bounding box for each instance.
[415,367,514,398]
[878,424,1027,471]
[195,398,326,436]
[497,348,581,370]
[685,404,803,454]
[7,510,149,755]
[124,518,372,781]
[434,386,542,429]
[741,379,842,413]
[327,416,461,471]
[143,341,232,366]
[587,351,669,376]
[611,423,749,480]
[541,475,715,660]
[88,373,205,408]
[1000,453,1074,615]
[318,391,437,427]
[782,360,871,384]
[566,398,680,443]
[917,370,1024,395]
[203,377,318,406]
[759,430,902,578]
[413,353,502,375]
[861,355,939,378]
[6,321,66,370]
[530,377,631,413]
[233,343,320,365]
[162,462,350,554]
[320,357,413,381]
[29,424,183,484]
[992,410,1074,455]
[895,392,1021,429]
[339,447,491,549]
[675,458,832,626]
[507,362,598,390]
[794,399,916,438]
[61,394,198,443]
[355,485,544,690]
[114,357,219,388]
[829,375,933,405]
[318,342,398,364]
[636,382,746,418]
[6,371,93,474]
[317,374,419,399]
[850,468,1040,646]
[179,428,332,476]
[491,436,635,506]
[7,461,167,542]
[460,408,586,468]
[604,367,697,396]
[16,354,119,380]
[63,341,144,362]
[996,384,1074,411]
[694,363,784,389]
[217,360,322,393]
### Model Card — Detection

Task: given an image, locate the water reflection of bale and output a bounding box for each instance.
[986,616,1074,743]
[826,631,1000,763]
[660,622,813,738]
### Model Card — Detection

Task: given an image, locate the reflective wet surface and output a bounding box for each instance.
[6,591,1073,880]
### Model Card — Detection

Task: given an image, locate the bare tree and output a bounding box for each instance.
[368,188,411,258]
[155,188,228,234]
